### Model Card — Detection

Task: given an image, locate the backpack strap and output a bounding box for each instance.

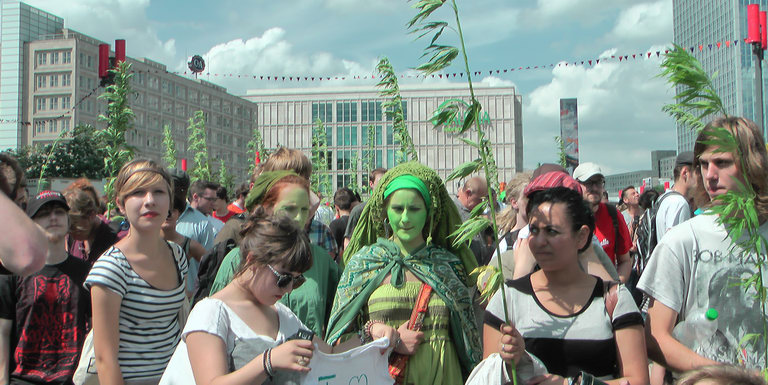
[603,280,619,320]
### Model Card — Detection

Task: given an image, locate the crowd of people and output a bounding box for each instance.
[0,115,766,385]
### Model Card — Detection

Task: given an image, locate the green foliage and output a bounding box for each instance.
[311,119,332,198]
[659,45,728,131]
[96,61,135,218]
[660,43,768,374]
[8,124,109,181]
[555,136,567,168]
[246,126,269,176]
[218,159,235,193]
[376,57,418,163]
[162,124,177,168]
[187,110,211,182]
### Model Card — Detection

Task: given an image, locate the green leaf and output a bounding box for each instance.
[406,0,446,29]
[458,137,479,148]
[446,158,481,181]
[460,101,481,134]
[449,216,491,248]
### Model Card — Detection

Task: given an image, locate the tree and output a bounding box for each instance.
[162,124,177,168]
[310,118,332,199]
[96,61,135,218]
[218,159,235,193]
[246,125,269,176]
[187,110,211,182]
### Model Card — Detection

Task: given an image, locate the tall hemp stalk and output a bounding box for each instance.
[246,126,268,176]
[363,124,377,195]
[162,124,177,168]
[554,136,567,169]
[311,118,333,200]
[660,45,768,376]
[96,61,135,219]
[376,57,418,163]
[187,110,211,182]
[36,122,72,191]
[218,159,235,192]
[406,0,513,380]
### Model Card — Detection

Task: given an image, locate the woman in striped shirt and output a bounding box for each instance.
[85,159,188,384]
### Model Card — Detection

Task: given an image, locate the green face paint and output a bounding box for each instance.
[271,184,310,227]
[386,189,427,253]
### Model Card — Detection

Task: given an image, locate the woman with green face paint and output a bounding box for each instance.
[326,162,482,384]
[207,171,341,337]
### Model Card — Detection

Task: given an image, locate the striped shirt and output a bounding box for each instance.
[485,275,643,379]
[85,241,188,381]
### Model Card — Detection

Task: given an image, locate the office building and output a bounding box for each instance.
[244,84,523,193]
[673,0,768,152]
[0,0,63,149]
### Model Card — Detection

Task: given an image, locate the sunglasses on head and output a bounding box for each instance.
[267,264,306,289]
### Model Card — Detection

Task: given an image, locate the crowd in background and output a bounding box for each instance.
[0,116,767,384]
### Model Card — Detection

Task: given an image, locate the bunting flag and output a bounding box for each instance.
[123,38,757,83]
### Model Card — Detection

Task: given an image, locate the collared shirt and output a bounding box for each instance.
[306,219,338,259]
[176,204,215,251]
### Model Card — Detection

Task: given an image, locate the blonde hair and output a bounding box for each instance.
[261,147,312,180]
[63,178,100,216]
[497,172,532,234]
[114,159,173,208]
[676,365,765,385]
[694,116,768,218]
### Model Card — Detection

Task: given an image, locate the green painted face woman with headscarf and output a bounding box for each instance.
[326,162,482,384]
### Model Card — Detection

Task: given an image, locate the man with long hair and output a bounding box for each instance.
[639,116,768,374]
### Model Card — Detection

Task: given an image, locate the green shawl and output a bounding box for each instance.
[325,238,482,377]
[343,161,477,283]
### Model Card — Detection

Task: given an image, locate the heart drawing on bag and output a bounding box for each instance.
[348,374,369,385]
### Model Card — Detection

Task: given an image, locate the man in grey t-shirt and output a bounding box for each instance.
[654,152,697,242]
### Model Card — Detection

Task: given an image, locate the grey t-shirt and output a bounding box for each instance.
[638,213,768,368]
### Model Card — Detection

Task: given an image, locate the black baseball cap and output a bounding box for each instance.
[676,151,694,167]
[27,190,69,218]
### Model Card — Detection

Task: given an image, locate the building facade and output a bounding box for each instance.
[673,0,768,151]
[0,0,63,149]
[244,84,523,194]
[24,28,256,179]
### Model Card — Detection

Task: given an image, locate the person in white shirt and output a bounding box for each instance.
[655,152,697,242]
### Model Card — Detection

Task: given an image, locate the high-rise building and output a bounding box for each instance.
[673,0,768,152]
[0,0,63,149]
[244,84,523,194]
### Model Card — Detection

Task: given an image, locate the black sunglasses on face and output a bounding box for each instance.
[267,264,306,289]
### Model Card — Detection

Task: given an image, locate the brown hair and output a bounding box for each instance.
[261,147,312,180]
[258,175,310,211]
[63,178,100,216]
[0,153,23,200]
[236,209,313,277]
[114,159,173,209]
[694,116,768,218]
[676,365,766,385]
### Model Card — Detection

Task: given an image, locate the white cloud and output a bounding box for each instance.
[523,48,676,174]
[479,76,516,88]
[25,0,176,64]
[609,0,673,43]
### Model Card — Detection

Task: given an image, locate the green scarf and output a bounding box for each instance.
[343,161,477,282]
[244,170,297,211]
[325,238,482,377]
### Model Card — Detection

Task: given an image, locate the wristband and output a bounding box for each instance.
[363,320,382,342]
[263,348,274,380]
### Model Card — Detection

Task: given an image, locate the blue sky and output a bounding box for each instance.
[26,0,677,175]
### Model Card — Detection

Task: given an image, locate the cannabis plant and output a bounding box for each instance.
[311,118,333,199]
[187,110,211,182]
[376,57,418,163]
[96,61,135,219]
[162,124,177,168]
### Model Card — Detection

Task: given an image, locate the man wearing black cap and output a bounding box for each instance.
[655,151,697,241]
[0,191,91,384]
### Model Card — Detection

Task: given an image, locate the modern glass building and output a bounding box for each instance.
[244,84,523,194]
[0,0,63,149]
[673,0,768,151]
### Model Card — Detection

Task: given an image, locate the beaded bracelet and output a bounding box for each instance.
[263,348,275,380]
[363,320,383,342]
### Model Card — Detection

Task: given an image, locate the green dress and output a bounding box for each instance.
[326,238,482,382]
[208,244,340,337]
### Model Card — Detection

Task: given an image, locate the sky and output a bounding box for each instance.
[25,0,677,175]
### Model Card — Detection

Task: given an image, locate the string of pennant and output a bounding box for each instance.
[124,38,756,82]
[0,85,101,125]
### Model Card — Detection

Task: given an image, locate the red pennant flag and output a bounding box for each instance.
[496,70,500,74]
[438,74,442,78]
[588,60,592,65]
[619,56,623,62]
[665,49,669,53]
[648,52,652,58]
[699,45,703,51]
[327,77,331,80]
[717,42,722,48]
[726,41,731,47]
[289,77,293,81]
[503,69,507,73]
[632,54,636,59]
[611,55,616,59]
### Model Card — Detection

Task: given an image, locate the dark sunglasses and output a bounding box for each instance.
[267,265,306,289]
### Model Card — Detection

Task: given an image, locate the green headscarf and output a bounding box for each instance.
[244,170,298,211]
[382,174,432,210]
[343,161,477,284]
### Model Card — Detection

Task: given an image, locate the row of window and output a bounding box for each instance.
[34,95,72,112]
[35,73,71,90]
[33,118,70,134]
[310,101,407,123]
[35,50,72,67]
